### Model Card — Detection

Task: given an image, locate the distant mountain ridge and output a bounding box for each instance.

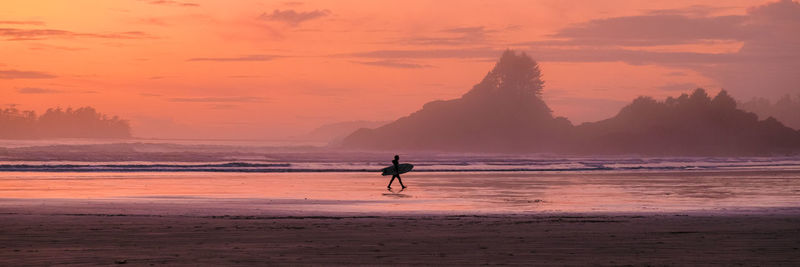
[342,50,800,155]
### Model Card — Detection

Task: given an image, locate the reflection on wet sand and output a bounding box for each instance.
[0,170,799,215]
[382,188,411,199]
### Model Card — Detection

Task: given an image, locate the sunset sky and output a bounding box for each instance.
[2,0,798,139]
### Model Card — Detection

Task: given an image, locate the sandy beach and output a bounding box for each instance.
[1,170,799,265]
[1,210,799,265]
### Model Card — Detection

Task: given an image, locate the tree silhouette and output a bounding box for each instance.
[577,88,800,155]
[466,49,544,98]
[740,94,800,130]
[343,50,567,151]
[0,106,131,139]
[344,50,800,155]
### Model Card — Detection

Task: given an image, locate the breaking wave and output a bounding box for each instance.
[1,157,799,173]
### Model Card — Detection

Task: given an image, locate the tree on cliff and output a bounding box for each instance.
[342,50,571,152]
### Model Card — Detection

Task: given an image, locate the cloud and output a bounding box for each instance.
[0,69,56,79]
[167,96,267,103]
[519,0,800,100]
[208,104,238,109]
[228,75,266,78]
[146,0,198,7]
[351,60,432,68]
[258,9,330,26]
[526,47,734,64]
[0,20,45,26]
[16,87,64,94]
[644,5,736,17]
[0,28,152,41]
[348,46,731,66]
[187,55,281,62]
[540,14,747,47]
[348,47,501,59]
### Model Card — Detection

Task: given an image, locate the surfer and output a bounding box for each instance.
[388,155,406,189]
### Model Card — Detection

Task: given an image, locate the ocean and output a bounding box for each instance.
[1,140,799,215]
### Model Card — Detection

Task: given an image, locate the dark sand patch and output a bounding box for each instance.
[0,212,798,265]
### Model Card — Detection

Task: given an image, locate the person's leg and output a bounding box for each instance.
[388,175,396,188]
[397,175,406,188]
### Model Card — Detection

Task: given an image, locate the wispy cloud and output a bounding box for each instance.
[666,71,688,77]
[518,0,800,99]
[167,96,267,103]
[348,47,501,59]
[17,87,63,94]
[258,9,330,26]
[146,0,198,7]
[208,104,238,109]
[228,75,266,78]
[0,28,153,41]
[541,14,746,47]
[644,4,735,17]
[351,60,432,68]
[0,69,56,79]
[187,54,281,62]
[0,20,45,26]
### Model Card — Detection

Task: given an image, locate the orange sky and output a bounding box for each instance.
[2,0,794,139]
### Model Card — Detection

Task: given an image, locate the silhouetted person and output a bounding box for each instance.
[388,155,406,189]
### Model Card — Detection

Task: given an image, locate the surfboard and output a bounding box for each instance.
[381,163,413,176]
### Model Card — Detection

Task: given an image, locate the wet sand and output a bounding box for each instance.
[1,170,800,265]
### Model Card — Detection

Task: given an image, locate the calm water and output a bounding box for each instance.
[1,170,798,215]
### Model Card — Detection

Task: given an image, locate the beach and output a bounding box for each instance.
[1,211,799,265]
[1,170,799,265]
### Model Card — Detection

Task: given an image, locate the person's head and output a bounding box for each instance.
[394,155,399,160]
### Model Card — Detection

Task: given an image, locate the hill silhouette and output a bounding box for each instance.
[342,50,800,155]
[0,106,131,139]
[342,50,572,152]
[575,89,800,155]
